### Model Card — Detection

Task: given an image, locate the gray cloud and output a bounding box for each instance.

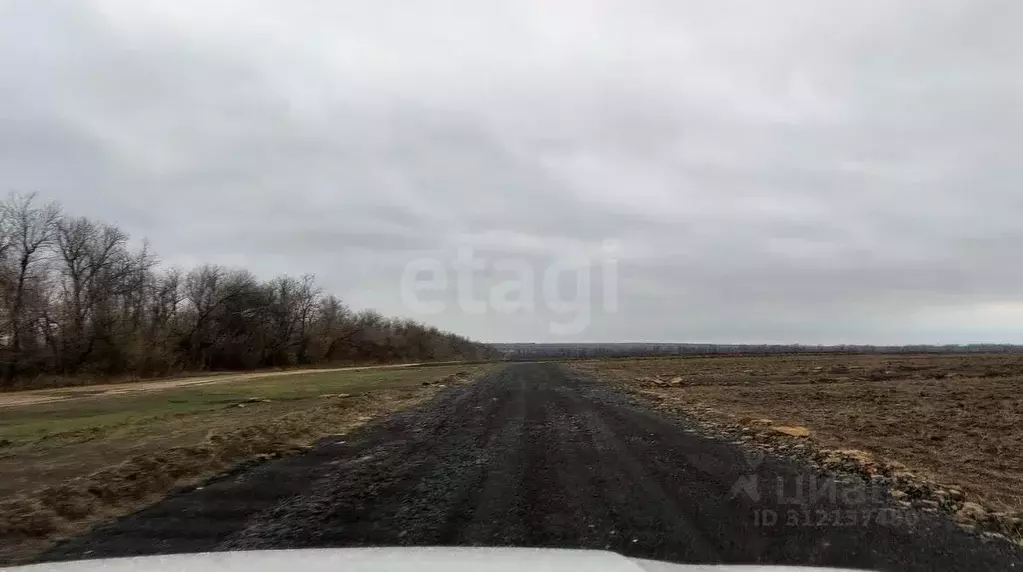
[1,0,1021,343]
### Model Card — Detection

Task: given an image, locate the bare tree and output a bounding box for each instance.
[53,217,132,374]
[3,193,59,381]
[292,274,319,365]
[181,266,258,369]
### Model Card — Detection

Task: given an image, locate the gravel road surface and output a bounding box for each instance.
[42,363,1023,570]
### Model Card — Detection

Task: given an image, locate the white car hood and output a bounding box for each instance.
[9,548,865,572]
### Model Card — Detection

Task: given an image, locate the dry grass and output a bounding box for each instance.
[0,364,490,563]
[574,354,1023,514]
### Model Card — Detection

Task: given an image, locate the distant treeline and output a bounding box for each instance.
[0,193,495,385]
[495,343,1023,360]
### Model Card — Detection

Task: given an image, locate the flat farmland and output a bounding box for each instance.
[573,354,1023,535]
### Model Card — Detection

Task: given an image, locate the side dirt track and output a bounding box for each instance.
[0,362,455,409]
[41,363,1023,571]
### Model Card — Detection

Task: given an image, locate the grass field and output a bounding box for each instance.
[0,363,490,562]
[574,353,1023,541]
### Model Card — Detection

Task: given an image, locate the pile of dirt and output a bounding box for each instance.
[635,375,684,388]
[422,371,473,387]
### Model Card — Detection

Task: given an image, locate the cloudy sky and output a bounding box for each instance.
[2,0,1021,344]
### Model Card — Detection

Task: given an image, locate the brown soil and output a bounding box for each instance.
[574,354,1023,542]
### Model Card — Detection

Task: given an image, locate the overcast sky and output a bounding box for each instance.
[2,1,1021,344]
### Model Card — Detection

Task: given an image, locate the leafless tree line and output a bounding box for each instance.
[0,193,492,386]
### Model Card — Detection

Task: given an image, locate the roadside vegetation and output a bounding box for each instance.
[576,354,1023,544]
[0,363,490,563]
[0,193,493,389]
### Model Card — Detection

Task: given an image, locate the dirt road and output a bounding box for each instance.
[0,363,446,408]
[41,363,1023,570]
